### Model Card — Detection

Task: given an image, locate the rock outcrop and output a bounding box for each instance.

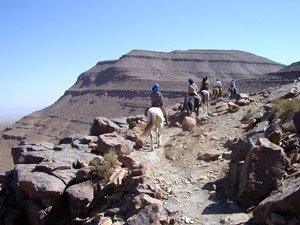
[0,116,176,225]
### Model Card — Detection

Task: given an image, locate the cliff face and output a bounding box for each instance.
[1,50,286,147]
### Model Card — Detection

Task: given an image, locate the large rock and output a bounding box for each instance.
[231,121,269,162]
[98,133,135,155]
[11,145,53,164]
[181,116,196,131]
[265,123,282,145]
[253,175,300,224]
[34,148,96,173]
[215,101,228,113]
[236,93,249,100]
[293,111,300,133]
[281,120,297,132]
[238,138,290,203]
[126,203,168,225]
[11,164,66,225]
[197,149,223,161]
[90,117,121,136]
[66,180,94,219]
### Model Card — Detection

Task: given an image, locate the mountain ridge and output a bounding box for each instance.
[0,49,291,173]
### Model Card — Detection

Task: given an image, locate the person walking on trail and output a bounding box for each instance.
[150,83,169,125]
[187,78,201,99]
[200,76,210,92]
[228,79,238,99]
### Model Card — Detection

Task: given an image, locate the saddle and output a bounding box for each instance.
[144,106,163,117]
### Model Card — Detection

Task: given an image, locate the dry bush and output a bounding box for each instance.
[241,109,255,124]
[90,148,118,182]
[272,96,300,122]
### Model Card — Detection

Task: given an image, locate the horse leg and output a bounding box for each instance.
[195,98,199,117]
[150,130,154,151]
[157,122,163,147]
[156,125,160,147]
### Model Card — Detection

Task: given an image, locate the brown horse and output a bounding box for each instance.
[212,86,223,101]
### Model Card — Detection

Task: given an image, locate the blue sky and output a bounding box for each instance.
[0,0,299,116]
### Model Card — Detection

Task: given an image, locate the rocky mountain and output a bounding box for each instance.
[0,49,288,172]
[262,60,300,85]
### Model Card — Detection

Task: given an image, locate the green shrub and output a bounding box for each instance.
[90,148,118,182]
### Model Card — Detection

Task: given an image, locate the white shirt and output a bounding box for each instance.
[214,81,221,88]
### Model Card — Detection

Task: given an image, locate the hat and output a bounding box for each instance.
[151,83,160,92]
[216,78,220,81]
[188,78,193,84]
[202,76,207,80]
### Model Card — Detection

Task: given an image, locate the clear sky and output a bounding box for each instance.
[1,0,299,117]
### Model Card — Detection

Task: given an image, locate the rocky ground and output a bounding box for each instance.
[1,81,299,224]
[131,96,264,224]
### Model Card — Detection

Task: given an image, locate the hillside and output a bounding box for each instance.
[0,49,286,172]
[1,82,300,224]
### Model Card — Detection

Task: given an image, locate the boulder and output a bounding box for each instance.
[98,133,135,155]
[82,135,98,144]
[132,194,163,211]
[238,138,290,203]
[51,169,77,186]
[231,134,260,163]
[11,164,66,225]
[181,116,196,131]
[293,111,300,133]
[228,103,240,113]
[90,117,120,136]
[34,148,96,174]
[237,93,249,100]
[265,123,282,145]
[197,150,223,161]
[253,176,300,224]
[11,144,55,165]
[231,121,269,162]
[215,101,228,113]
[66,180,94,219]
[164,202,181,215]
[236,99,250,106]
[281,120,297,132]
[126,203,168,225]
[111,117,129,129]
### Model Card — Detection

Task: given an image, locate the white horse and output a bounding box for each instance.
[140,107,164,151]
[200,90,210,115]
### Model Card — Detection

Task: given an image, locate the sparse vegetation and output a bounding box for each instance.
[241,108,255,124]
[90,148,118,182]
[272,96,300,122]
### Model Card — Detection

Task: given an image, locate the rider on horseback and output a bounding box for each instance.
[200,76,210,92]
[213,78,223,98]
[188,78,201,99]
[150,83,169,125]
[213,78,222,90]
[230,80,237,89]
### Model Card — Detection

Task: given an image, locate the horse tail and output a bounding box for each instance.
[140,114,155,138]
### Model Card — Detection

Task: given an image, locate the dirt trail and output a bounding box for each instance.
[132,98,263,224]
